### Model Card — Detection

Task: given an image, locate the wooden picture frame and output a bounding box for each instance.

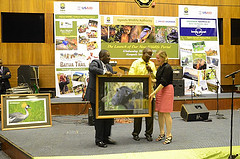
[96,75,152,119]
[1,94,52,131]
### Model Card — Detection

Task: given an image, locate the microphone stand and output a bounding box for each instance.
[216,80,225,119]
[190,81,194,103]
[210,68,225,119]
[225,70,240,159]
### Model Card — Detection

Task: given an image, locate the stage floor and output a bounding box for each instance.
[0,110,240,158]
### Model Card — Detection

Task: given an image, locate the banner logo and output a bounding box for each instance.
[184,7,188,15]
[60,3,65,10]
[77,6,93,11]
[191,27,206,36]
[107,17,111,23]
[135,0,153,8]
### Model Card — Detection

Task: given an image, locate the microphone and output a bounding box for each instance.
[146,63,152,73]
[209,66,214,69]
[225,69,240,78]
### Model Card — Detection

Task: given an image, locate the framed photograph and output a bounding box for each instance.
[96,75,152,119]
[1,94,52,131]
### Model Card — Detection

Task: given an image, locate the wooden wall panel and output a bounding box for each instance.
[221,64,240,85]
[40,44,55,65]
[51,103,90,115]
[6,65,55,89]
[39,65,55,88]
[0,44,54,65]
[179,0,240,6]
[220,18,230,64]
[219,6,240,18]
[8,0,45,13]
[0,0,10,12]
[0,0,240,88]
[100,1,179,17]
[173,98,240,111]
[45,13,54,44]
[220,46,237,64]
[236,46,240,64]
[7,66,18,88]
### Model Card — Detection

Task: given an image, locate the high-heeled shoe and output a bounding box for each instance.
[156,134,165,141]
[163,136,172,144]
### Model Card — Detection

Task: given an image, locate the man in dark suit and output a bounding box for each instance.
[0,59,11,102]
[85,50,116,148]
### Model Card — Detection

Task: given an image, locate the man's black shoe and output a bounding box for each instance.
[104,138,116,145]
[96,141,107,148]
[133,135,140,141]
[146,135,153,142]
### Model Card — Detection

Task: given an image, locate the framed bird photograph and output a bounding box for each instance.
[1,94,52,131]
[96,75,152,119]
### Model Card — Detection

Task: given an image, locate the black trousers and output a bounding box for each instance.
[0,82,6,103]
[132,99,155,136]
[91,103,113,143]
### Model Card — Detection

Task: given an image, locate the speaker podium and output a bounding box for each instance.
[180,103,209,121]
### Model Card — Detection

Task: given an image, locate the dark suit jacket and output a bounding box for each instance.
[0,66,11,92]
[85,59,115,104]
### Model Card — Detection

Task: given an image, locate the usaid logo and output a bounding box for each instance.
[77,6,93,11]
[199,11,213,15]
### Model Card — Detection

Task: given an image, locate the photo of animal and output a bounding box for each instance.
[8,99,46,124]
[181,54,192,67]
[207,57,219,67]
[111,86,143,109]
[9,103,31,123]
[192,41,206,52]
[129,25,142,43]
[101,25,108,42]
[56,37,77,50]
[78,24,88,33]
[155,27,167,43]
[167,28,178,43]
[121,25,132,43]
[193,58,206,70]
[139,26,152,43]
[100,25,155,43]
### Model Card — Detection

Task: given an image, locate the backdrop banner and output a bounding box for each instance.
[54,2,100,98]
[179,5,220,95]
[100,15,179,59]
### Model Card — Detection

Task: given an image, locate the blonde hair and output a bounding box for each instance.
[156,50,168,63]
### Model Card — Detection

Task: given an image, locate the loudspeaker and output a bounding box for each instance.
[180,103,209,121]
[173,79,184,96]
[172,66,183,79]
